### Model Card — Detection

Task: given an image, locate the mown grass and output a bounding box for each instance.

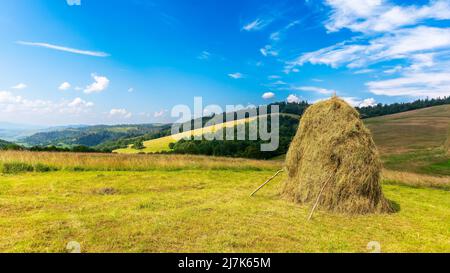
[0,170,448,253]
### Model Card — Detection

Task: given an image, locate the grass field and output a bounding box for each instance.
[0,152,449,253]
[1,106,449,253]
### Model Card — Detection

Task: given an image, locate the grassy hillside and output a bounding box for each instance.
[0,139,12,147]
[365,104,450,154]
[115,105,450,160]
[114,117,257,154]
[0,152,448,253]
[365,105,450,175]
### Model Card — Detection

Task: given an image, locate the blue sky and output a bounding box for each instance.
[0,0,450,125]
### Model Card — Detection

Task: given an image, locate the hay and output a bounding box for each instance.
[282,97,393,214]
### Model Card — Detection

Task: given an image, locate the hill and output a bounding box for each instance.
[21,124,171,150]
[0,139,12,148]
[115,105,450,175]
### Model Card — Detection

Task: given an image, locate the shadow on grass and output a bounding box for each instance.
[388,199,401,213]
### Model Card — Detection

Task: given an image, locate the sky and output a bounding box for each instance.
[0,0,450,126]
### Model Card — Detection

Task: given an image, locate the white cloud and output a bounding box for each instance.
[268,75,281,79]
[109,108,132,119]
[228,73,244,79]
[325,0,450,33]
[286,26,450,76]
[84,74,110,94]
[66,0,81,6]
[294,86,336,95]
[367,72,450,97]
[17,41,109,57]
[262,92,275,100]
[154,109,167,118]
[288,0,450,99]
[68,97,94,108]
[343,97,377,107]
[59,82,71,91]
[128,88,134,93]
[0,91,93,115]
[359,98,377,107]
[242,18,271,31]
[260,45,279,57]
[12,83,27,90]
[287,94,301,103]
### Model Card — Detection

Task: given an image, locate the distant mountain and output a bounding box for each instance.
[0,122,47,141]
[21,124,171,150]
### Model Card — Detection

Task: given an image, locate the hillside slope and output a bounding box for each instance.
[365,104,450,154]
[116,105,450,156]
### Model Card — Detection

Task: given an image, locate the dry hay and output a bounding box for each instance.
[282,97,393,214]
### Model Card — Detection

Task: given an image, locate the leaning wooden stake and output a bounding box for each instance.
[307,176,332,221]
[250,169,284,197]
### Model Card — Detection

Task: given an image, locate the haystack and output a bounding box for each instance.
[282,97,393,214]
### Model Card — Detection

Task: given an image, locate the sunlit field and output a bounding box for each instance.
[0,152,448,253]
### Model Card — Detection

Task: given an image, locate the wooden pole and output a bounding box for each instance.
[307,175,332,221]
[250,169,284,197]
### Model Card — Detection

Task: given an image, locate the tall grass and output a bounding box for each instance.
[0,151,281,172]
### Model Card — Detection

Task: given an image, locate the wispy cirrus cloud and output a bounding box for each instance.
[242,18,272,31]
[325,0,450,33]
[294,86,336,95]
[16,41,109,57]
[285,0,450,98]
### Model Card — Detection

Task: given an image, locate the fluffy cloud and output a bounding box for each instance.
[343,97,377,107]
[59,82,71,91]
[0,91,93,115]
[359,98,377,107]
[66,0,81,6]
[84,74,110,94]
[109,108,132,119]
[262,92,275,100]
[228,73,244,79]
[287,94,301,104]
[11,83,27,90]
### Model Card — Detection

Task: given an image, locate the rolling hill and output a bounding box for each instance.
[114,116,258,154]
[21,124,171,149]
[114,105,450,175]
